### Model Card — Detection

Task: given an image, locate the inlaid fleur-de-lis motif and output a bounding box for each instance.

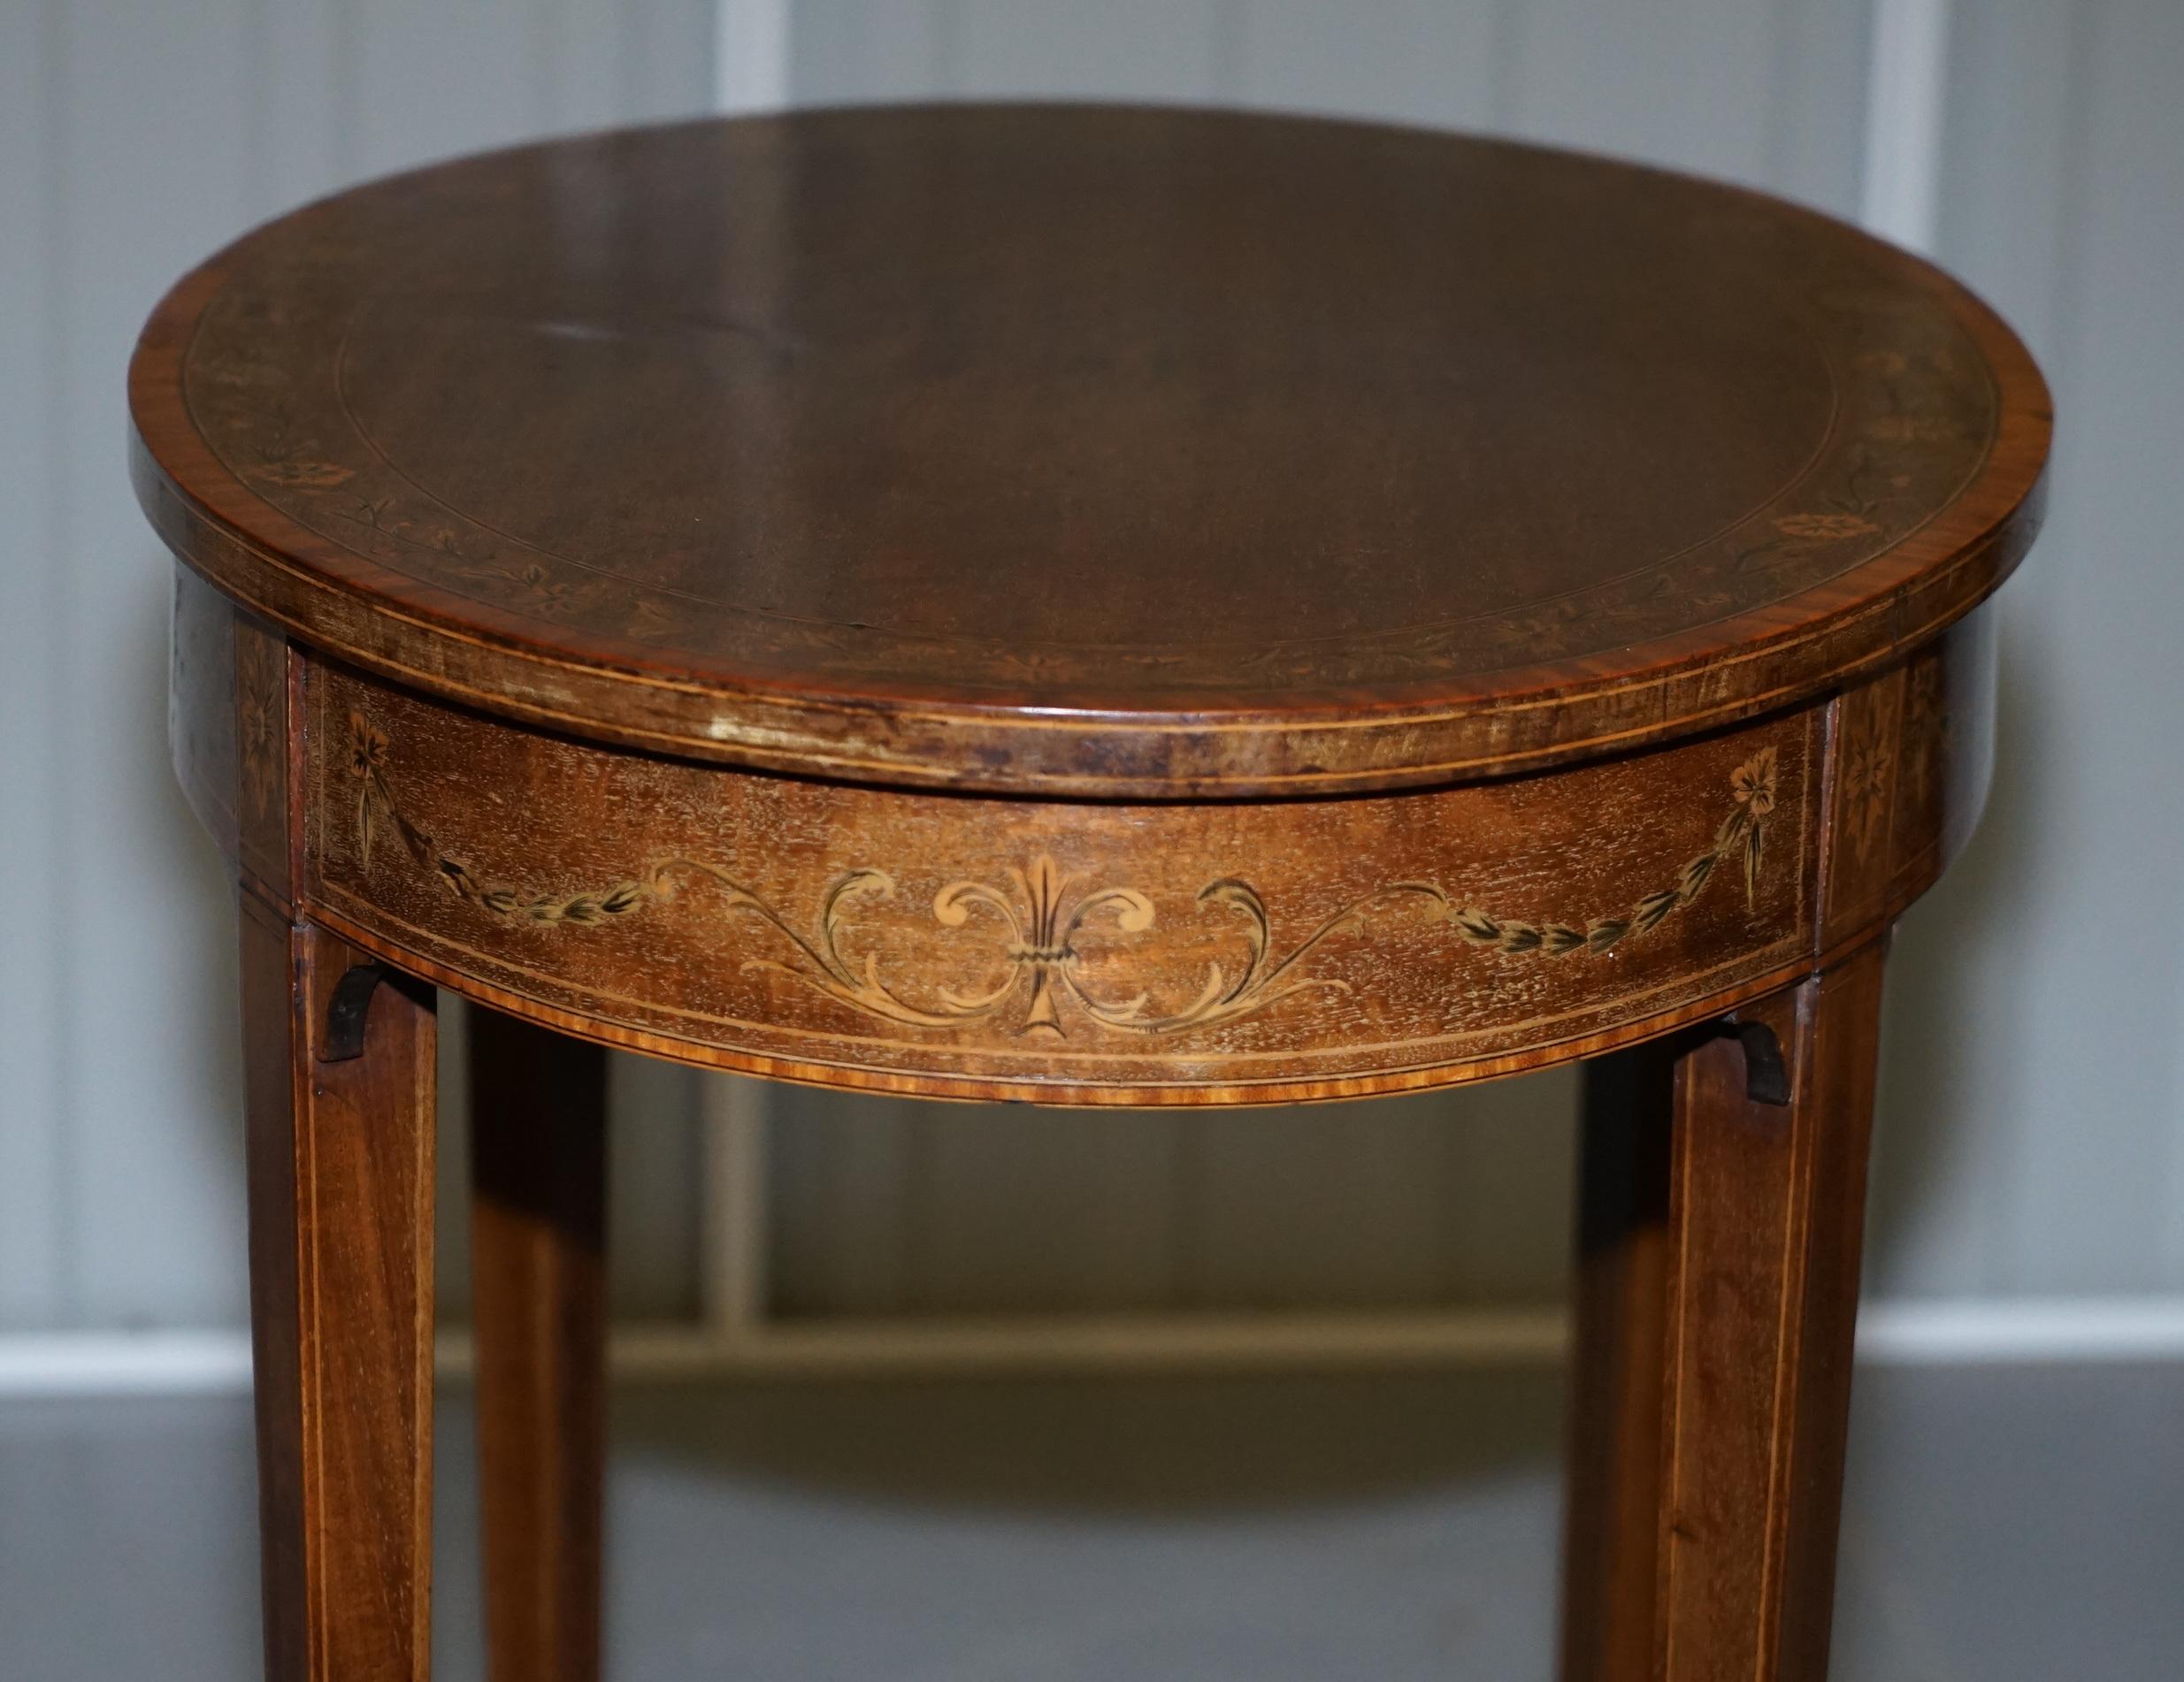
[932,857,1153,1034]
[345,709,1780,1039]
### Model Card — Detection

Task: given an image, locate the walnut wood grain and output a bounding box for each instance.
[132,106,2048,798]
[241,903,436,1682]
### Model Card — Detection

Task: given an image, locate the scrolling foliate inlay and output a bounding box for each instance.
[189,259,1994,694]
[347,712,1778,1039]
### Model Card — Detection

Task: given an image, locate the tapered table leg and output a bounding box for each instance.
[1561,941,1888,1682]
[1562,1038,1677,1682]
[468,1007,609,1682]
[241,900,438,1682]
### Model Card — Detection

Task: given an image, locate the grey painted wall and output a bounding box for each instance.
[3,0,2176,1336]
[1866,0,2184,1298]
[0,0,719,1332]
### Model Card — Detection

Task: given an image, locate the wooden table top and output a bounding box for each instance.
[131,104,2049,798]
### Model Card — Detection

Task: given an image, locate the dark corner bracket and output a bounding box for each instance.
[1728,1017,1793,1106]
[319,961,392,1063]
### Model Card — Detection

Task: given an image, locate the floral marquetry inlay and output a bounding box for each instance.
[1904,655,1950,810]
[1840,709,1896,866]
[345,711,1782,1040]
[235,630,281,824]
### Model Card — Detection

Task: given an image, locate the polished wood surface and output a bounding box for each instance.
[174,605,1975,1106]
[142,104,2050,1682]
[134,105,2047,796]
[308,654,1824,1104]
[1561,1040,1675,1681]
[241,905,437,1682]
[1561,943,1887,1682]
[468,1009,609,1682]
[1659,944,1887,1680]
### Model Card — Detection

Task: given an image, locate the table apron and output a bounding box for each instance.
[172,568,1994,1105]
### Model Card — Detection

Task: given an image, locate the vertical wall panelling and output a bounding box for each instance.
[0,0,68,1329]
[1864,1,2084,1301]
[906,1107,1189,1315]
[1176,1093,1567,1313]
[701,1075,774,1330]
[608,1052,708,1320]
[785,0,951,103]
[933,0,1229,102]
[1502,2,1790,193]
[1758,0,1875,215]
[1875,0,2184,1299]
[716,0,791,111]
[1859,0,1951,249]
[768,1090,923,1319]
[9,0,2181,1363]
[56,0,264,1328]
[244,1,345,217]
[544,0,639,133]
[1996,1,2184,1293]
[0,1,717,1340]
[1219,0,1507,129]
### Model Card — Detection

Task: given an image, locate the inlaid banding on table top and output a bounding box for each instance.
[303,662,1823,1091]
[180,279,1994,694]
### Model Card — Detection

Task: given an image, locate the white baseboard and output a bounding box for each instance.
[1853,1296,2184,1363]
[0,1329,257,1397]
[4,1296,2183,1399]
[456,1308,1578,1380]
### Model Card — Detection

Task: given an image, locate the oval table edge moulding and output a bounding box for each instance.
[133,105,2050,1682]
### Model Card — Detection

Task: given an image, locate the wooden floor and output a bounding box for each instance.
[2,1360,2176,1679]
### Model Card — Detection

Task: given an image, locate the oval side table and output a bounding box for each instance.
[132,107,2049,1682]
